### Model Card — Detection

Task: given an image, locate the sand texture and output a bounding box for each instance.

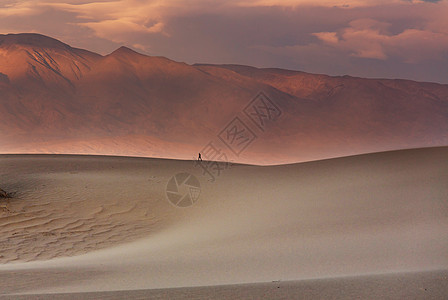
[0,147,447,297]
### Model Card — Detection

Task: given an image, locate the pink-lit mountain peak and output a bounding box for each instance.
[0,33,447,164]
[110,46,141,56]
[0,34,102,85]
[0,33,71,49]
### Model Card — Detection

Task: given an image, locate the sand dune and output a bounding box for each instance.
[0,147,447,297]
[1,270,447,299]
[0,155,177,263]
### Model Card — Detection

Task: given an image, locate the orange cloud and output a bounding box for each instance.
[2,0,446,46]
[235,0,432,8]
[38,1,168,42]
[0,1,42,16]
[313,17,448,61]
[313,32,339,44]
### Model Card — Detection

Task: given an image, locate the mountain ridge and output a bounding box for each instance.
[0,33,447,164]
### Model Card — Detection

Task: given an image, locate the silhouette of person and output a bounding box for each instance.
[198,153,202,161]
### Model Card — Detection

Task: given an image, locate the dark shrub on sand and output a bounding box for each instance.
[0,188,10,198]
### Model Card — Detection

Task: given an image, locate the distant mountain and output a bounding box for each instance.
[1,33,447,164]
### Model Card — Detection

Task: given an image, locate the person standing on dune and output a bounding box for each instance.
[198,153,202,161]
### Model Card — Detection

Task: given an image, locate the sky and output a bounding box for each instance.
[1,0,447,83]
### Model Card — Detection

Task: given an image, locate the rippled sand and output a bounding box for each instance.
[0,147,447,298]
[0,155,176,263]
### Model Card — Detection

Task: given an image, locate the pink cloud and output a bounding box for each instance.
[0,0,447,82]
[236,0,410,8]
[313,16,448,62]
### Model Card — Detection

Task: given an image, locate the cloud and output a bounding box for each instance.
[0,0,447,83]
[132,43,149,52]
[0,1,42,17]
[0,1,172,43]
[313,17,448,62]
[80,19,165,43]
[43,0,166,42]
[313,32,339,44]
[39,0,241,44]
[235,0,442,7]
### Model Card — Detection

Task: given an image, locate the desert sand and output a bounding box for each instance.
[0,147,447,298]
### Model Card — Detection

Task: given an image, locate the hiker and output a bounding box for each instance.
[198,153,202,161]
